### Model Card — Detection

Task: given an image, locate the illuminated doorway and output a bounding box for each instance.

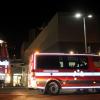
[13,74,22,86]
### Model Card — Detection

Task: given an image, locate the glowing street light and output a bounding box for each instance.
[75,13,82,18]
[0,39,4,44]
[75,13,93,53]
[99,52,100,56]
[69,50,74,54]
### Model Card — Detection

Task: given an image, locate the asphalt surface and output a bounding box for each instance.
[0,87,100,100]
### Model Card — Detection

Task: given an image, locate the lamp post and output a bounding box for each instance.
[75,13,92,53]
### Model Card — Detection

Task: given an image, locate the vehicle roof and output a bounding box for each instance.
[35,52,100,57]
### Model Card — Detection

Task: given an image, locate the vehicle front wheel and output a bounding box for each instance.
[46,81,60,95]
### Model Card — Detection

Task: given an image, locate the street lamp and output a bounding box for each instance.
[75,13,93,53]
[0,39,4,44]
[69,50,74,54]
[99,51,100,56]
[0,39,4,47]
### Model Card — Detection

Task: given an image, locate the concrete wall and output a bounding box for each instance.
[58,12,100,43]
[24,12,100,62]
[24,13,59,61]
[58,12,84,42]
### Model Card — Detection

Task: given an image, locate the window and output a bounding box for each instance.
[93,56,100,68]
[67,56,79,68]
[67,56,88,69]
[36,55,63,69]
[78,56,88,68]
[36,55,88,69]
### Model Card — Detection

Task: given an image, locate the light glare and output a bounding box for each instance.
[99,52,100,56]
[0,60,9,66]
[88,14,93,18]
[75,13,82,18]
[34,51,40,55]
[0,40,4,44]
[69,51,74,54]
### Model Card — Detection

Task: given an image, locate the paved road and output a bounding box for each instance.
[0,87,35,95]
[0,87,100,100]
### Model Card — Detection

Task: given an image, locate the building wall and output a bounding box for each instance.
[58,12,100,43]
[58,12,84,42]
[24,13,59,62]
[58,12,100,53]
[24,12,100,62]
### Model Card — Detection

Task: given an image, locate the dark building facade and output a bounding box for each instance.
[24,12,100,62]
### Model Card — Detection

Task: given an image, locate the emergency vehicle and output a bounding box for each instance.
[28,52,100,95]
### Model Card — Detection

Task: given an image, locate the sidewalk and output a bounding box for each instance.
[0,86,35,95]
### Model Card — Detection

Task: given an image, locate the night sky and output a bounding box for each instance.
[0,1,100,58]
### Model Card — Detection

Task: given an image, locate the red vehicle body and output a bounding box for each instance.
[28,52,100,94]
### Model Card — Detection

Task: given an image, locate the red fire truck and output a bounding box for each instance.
[28,52,100,95]
[0,42,10,87]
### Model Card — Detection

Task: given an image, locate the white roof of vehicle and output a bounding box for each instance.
[34,52,100,57]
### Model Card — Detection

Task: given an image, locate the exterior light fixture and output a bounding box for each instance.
[75,13,82,18]
[99,52,100,56]
[69,51,74,54]
[34,51,40,55]
[0,40,4,44]
[74,12,93,53]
